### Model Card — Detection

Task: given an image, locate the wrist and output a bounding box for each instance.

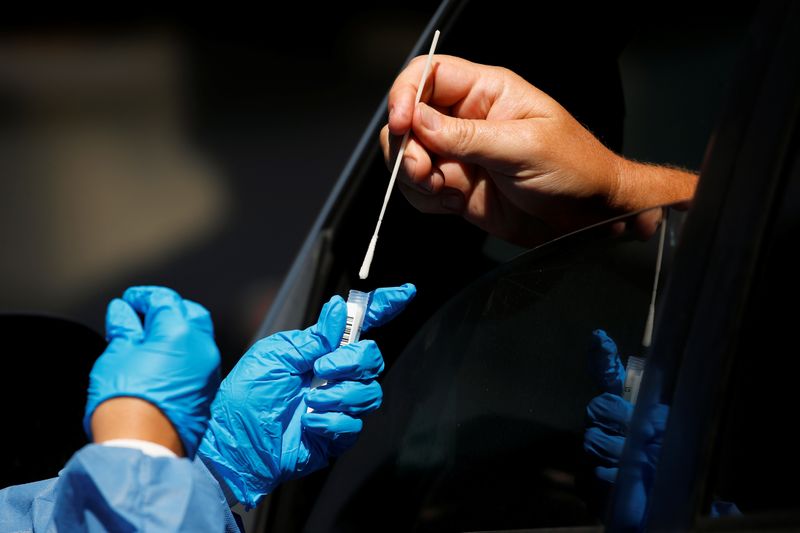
[91,397,185,457]
[609,157,699,212]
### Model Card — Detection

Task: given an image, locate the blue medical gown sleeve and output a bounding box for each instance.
[0,445,241,532]
[0,477,59,532]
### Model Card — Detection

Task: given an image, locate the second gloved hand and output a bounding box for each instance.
[584,329,631,485]
[583,329,644,527]
[198,284,416,508]
[583,329,670,528]
[84,286,222,458]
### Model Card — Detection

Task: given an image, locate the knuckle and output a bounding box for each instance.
[452,119,476,156]
[492,65,514,79]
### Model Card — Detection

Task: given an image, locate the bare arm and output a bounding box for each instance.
[91,397,185,456]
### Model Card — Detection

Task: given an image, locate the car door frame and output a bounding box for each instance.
[609,1,800,530]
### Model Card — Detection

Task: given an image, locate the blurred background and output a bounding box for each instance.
[0,6,433,363]
[0,3,752,368]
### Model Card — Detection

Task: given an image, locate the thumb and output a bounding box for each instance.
[588,329,626,395]
[253,296,347,374]
[361,283,416,332]
[412,102,527,167]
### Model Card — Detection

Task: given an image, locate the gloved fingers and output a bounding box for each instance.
[122,286,189,340]
[305,380,383,415]
[588,329,625,395]
[301,411,363,441]
[361,283,417,332]
[183,299,214,336]
[105,298,144,343]
[251,296,347,373]
[586,393,633,435]
[594,465,619,484]
[313,296,348,349]
[313,341,384,381]
[584,427,625,464]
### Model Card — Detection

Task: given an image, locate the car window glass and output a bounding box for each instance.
[302,207,679,532]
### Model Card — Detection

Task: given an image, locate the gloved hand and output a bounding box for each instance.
[584,329,668,528]
[198,283,416,508]
[584,329,631,486]
[584,330,739,526]
[84,286,221,458]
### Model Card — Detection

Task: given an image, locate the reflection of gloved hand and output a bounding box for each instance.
[198,284,416,508]
[84,286,222,458]
[584,328,651,528]
[585,331,740,526]
[584,329,670,528]
[584,329,631,485]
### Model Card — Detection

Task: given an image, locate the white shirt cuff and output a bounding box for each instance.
[100,439,178,458]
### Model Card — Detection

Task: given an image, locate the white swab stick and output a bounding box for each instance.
[359,30,440,280]
[642,210,669,348]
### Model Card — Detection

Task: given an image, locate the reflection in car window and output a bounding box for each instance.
[302,207,680,532]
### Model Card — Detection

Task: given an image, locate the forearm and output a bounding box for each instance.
[91,397,185,456]
[611,156,699,212]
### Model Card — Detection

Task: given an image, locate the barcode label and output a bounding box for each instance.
[340,315,355,346]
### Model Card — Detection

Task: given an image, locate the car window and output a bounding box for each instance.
[300,207,679,532]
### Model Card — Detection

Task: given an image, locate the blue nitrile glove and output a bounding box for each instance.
[584,328,648,528]
[585,332,740,526]
[584,329,631,485]
[584,329,669,529]
[84,286,221,458]
[198,283,416,509]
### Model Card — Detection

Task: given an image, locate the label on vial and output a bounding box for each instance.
[308,292,367,412]
[341,314,355,346]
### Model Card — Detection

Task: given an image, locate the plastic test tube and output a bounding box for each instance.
[622,356,646,405]
[338,290,369,347]
[623,211,668,406]
[308,290,369,409]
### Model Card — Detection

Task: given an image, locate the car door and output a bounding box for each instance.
[245,1,770,531]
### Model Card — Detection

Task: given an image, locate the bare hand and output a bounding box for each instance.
[380,55,697,245]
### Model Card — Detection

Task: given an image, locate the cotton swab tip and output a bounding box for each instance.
[359,234,379,280]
